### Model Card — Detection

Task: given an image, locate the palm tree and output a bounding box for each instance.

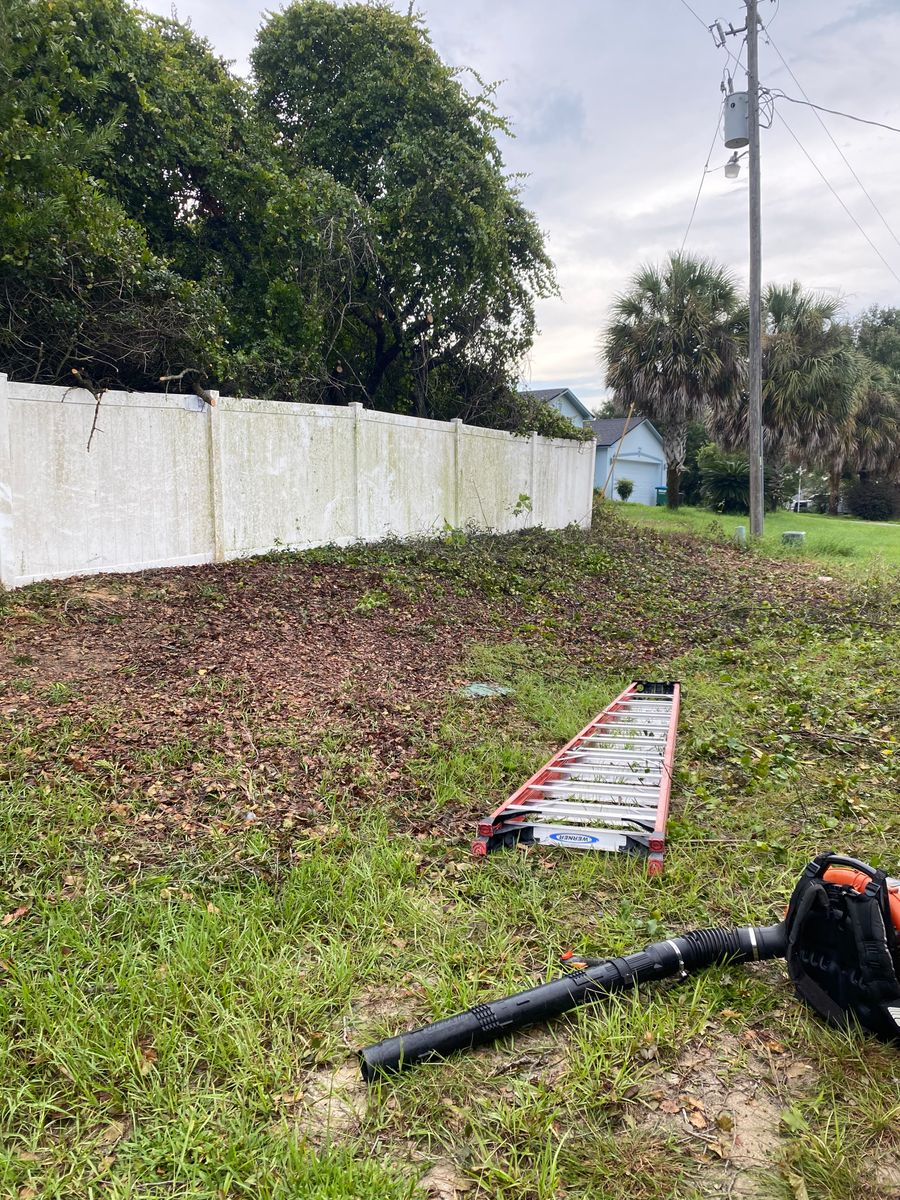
[815,362,900,512]
[602,253,742,508]
[851,367,900,480]
[711,283,860,462]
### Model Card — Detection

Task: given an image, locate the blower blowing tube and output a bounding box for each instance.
[360,922,787,1080]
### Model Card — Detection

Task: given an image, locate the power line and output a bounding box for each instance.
[777,110,900,289]
[681,108,724,252]
[765,33,900,255]
[773,92,900,137]
[676,0,711,31]
[674,3,749,253]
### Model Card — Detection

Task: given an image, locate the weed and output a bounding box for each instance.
[353,588,391,614]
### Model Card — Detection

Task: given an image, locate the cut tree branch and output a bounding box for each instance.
[159,368,217,406]
[70,368,106,452]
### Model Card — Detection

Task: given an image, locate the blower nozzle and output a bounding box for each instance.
[360,922,787,1080]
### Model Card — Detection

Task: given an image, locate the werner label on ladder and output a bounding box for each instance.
[472,681,680,875]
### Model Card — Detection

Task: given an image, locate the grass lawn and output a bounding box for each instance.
[618,502,900,570]
[0,506,898,1198]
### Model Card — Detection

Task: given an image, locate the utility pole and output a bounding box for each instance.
[746,0,764,537]
[717,2,765,535]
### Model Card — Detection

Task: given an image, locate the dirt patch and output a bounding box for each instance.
[874,1155,900,1196]
[0,558,487,842]
[345,985,417,1035]
[640,1031,819,1197]
[280,1061,369,1145]
[482,1027,567,1086]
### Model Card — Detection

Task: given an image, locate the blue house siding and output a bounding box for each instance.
[593,422,666,505]
[521,387,593,431]
[548,392,589,427]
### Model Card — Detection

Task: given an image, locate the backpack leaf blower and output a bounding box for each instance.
[360,854,900,1080]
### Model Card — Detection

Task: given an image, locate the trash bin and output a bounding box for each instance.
[655,487,668,507]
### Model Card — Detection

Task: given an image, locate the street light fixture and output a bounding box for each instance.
[724,153,741,179]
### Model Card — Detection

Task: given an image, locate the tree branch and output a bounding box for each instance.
[159,368,216,406]
[70,368,106,452]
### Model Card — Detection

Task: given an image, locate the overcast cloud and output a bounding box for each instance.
[143,0,900,410]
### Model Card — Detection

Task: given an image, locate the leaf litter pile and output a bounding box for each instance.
[0,508,867,850]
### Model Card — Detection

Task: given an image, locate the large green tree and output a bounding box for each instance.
[602,253,742,507]
[762,284,859,456]
[0,0,226,391]
[252,0,555,415]
[2,0,556,427]
[0,0,374,400]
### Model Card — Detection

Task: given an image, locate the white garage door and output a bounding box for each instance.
[609,459,664,505]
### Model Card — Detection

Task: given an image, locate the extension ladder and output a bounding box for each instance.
[471,681,680,875]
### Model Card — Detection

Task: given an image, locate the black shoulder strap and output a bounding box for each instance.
[845,888,900,1005]
[785,874,849,1029]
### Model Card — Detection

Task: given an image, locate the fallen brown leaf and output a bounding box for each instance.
[419,1161,474,1198]
[2,906,29,927]
[95,1118,130,1149]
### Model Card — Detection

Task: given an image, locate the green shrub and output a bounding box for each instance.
[699,444,749,512]
[615,478,634,501]
[698,444,784,513]
[845,480,898,521]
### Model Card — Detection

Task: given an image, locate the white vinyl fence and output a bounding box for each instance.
[0,376,595,589]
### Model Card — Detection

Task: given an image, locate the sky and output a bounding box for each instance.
[142,0,900,411]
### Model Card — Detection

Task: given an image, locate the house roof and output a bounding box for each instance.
[522,387,594,421]
[589,415,661,447]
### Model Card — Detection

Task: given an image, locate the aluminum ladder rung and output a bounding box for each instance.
[610,715,671,724]
[547,772,667,792]
[527,783,660,802]
[564,748,672,758]
[571,761,662,773]
[505,802,656,824]
[558,763,663,776]
[559,762,662,774]
[585,723,669,732]
[582,735,668,744]
[546,769,663,784]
